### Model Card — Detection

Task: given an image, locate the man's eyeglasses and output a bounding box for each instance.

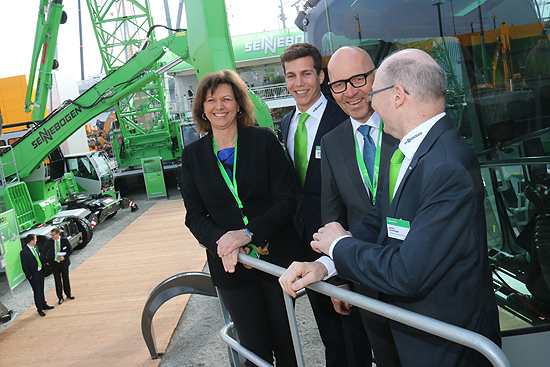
[328,69,375,94]
[367,85,410,101]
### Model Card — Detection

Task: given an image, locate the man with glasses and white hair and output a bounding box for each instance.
[280,49,501,367]
[320,46,400,367]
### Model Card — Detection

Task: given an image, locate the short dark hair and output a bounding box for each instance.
[192,70,255,135]
[280,43,322,74]
[26,234,36,244]
[51,227,61,235]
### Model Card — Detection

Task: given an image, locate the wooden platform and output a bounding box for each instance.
[0,199,207,367]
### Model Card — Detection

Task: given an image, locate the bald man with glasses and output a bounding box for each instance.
[319,46,400,367]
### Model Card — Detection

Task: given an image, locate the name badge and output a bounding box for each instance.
[386,217,410,241]
[315,146,321,159]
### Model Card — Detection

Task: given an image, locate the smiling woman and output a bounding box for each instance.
[180,70,306,366]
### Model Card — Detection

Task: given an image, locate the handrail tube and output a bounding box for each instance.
[237,254,512,367]
[479,156,550,168]
[220,322,274,367]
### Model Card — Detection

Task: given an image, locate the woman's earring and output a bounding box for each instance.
[202,113,207,120]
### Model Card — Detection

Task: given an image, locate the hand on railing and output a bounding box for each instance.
[279,261,328,298]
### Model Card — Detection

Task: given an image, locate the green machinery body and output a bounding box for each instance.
[1,0,273,234]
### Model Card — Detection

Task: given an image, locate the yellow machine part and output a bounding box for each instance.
[0,75,45,132]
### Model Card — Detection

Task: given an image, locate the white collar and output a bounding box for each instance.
[350,112,381,133]
[399,112,446,160]
[295,94,327,121]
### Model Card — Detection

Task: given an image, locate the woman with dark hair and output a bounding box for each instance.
[180,69,303,366]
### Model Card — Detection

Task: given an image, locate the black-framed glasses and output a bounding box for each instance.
[367,85,410,101]
[328,69,375,94]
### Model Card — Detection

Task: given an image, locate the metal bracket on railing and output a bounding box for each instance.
[141,271,217,359]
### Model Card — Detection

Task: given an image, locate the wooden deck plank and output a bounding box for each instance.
[0,199,206,367]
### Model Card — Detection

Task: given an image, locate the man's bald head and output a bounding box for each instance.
[326,46,376,123]
[376,49,447,106]
[327,46,375,78]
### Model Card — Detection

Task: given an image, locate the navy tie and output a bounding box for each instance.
[357,124,376,180]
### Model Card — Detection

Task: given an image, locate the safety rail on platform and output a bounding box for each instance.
[229,253,512,367]
[249,83,290,100]
[141,254,511,367]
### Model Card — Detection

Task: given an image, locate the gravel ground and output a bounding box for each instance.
[0,174,329,366]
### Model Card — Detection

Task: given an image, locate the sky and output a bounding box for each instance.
[0,0,301,80]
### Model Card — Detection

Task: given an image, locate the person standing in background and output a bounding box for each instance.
[47,227,74,305]
[20,234,54,316]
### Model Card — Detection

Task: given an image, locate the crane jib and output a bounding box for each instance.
[31,106,83,149]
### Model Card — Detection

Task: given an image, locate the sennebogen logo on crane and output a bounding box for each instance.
[31,106,83,149]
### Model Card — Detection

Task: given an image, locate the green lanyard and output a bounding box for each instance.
[353,121,383,204]
[212,134,260,259]
[212,133,248,225]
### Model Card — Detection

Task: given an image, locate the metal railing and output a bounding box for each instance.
[141,254,511,366]
[249,83,290,100]
[226,253,512,367]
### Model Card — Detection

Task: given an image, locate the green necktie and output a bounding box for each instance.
[294,112,309,185]
[32,247,42,269]
[389,148,405,205]
[56,240,61,262]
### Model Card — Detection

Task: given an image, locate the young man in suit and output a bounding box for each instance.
[319,46,400,367]
[280,49,501,367]
[20,234,54,316]
[279,43,369,367]
[47,227,74,304]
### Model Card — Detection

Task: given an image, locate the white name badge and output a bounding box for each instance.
[386,217,410,241]
[315,146,321,159]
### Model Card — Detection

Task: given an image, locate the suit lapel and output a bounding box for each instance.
[202,133,232,197]
[339,120,371,205]
[304,100,340,185]
[281,108,296,145]
[387,116,454,217]
[235,128,251,187]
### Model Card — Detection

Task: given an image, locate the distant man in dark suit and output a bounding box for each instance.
[280,49,501,367]
[47,227,74,304]
[280,43,368,367]
[319,46,400,367]
[20,234,54,316]
[187,85,194,98]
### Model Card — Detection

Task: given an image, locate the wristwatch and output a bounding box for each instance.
[243,228,253,240]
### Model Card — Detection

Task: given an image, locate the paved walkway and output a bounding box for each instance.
[0,200,206,367]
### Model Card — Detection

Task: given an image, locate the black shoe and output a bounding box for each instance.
[67,295,75,300]
[58,298,64,304]
[43,304,54,310]
[38,310,46,317]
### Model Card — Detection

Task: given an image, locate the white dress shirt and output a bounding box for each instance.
[286,94,328,163]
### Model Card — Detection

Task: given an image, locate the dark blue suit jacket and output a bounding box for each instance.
[334,116,501,367]
[280,99,347,260]
[180,126,303,289]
